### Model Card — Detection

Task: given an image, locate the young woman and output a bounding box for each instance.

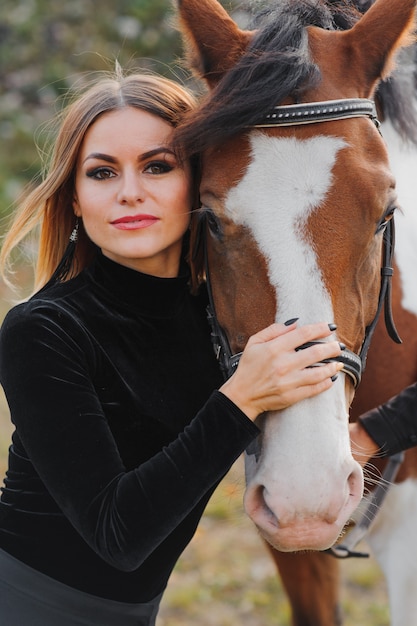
[0,71,345,625]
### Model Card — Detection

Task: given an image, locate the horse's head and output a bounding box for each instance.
[175,0,416,551]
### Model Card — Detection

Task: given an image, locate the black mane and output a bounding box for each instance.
[176,0,417,156]
[177,0,327,155]
[377,47,417,144]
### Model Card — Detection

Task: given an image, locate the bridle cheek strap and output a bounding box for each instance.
[206,298,242,380]
[292,218,401,387]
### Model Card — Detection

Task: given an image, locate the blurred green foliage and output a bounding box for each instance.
[0,0,185,214]
[0,0,249,219]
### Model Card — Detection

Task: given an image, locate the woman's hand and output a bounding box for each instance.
[220,320,344,421]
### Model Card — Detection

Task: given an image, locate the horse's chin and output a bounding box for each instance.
[244,472,363,552]
[254,519,346,553]
[260,524,341,552]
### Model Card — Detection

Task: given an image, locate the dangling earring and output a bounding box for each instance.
[69,219,79,243]
[50,218,79,284]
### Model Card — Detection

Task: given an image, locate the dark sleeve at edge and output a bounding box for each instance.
[358,382,417,456]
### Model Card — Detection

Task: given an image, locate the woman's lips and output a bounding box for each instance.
[111,214,159,230]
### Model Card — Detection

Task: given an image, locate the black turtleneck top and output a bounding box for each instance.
[0,252,259,603]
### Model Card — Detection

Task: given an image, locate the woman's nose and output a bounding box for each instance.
[117,172,145,204]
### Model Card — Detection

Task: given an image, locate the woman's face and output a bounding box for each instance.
[74,107,193,277]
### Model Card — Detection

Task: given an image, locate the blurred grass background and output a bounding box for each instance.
[0,1,391,624]
[155,459,390,625]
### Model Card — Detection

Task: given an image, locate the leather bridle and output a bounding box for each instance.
[197,98,404,559]
[200,98,401,388]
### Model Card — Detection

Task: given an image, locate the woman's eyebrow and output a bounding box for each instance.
[82,153,117,165]
[141,147,176,160]
[82,147,176,165]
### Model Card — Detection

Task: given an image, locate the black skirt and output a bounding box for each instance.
[0,548,163,625]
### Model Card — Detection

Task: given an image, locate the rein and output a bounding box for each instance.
[198,97,404,558]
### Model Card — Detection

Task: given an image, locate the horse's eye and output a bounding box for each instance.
[376,206,397,234]
[205,209,223,239]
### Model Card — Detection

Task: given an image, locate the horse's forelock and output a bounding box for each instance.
[175,0,332,157]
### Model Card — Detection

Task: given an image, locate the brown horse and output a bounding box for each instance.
[174,0,417,623]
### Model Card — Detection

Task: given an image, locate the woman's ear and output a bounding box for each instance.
[73,195,81,217]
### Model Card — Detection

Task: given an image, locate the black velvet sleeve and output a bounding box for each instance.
[0,302,259,572]
[358,382,417,456]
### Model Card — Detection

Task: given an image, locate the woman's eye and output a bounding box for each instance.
[376,206,397,234]
[86,168,115,181]
[144,161,173,175]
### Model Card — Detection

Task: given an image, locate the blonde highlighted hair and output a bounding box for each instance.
[0,71,197,291]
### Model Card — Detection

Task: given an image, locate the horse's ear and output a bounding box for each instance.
[175,0,252,87]
[340,0,416,94]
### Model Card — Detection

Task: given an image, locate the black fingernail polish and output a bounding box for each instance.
[331,374,338,382]
[328,323,337,331]
[339,342,346,350]
[284,317,299,326]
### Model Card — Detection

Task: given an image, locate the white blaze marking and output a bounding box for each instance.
[225,133,346,323]
[231,134,358,521]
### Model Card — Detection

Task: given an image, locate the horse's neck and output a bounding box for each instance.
[382,119,417,317]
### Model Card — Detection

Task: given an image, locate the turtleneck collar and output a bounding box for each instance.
[85,251,191,318]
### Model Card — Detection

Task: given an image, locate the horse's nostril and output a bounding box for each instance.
[347,462,364,501]
[261,487,280,527]
[244,483,279,528]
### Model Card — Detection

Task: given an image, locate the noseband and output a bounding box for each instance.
[201,98,401,387]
